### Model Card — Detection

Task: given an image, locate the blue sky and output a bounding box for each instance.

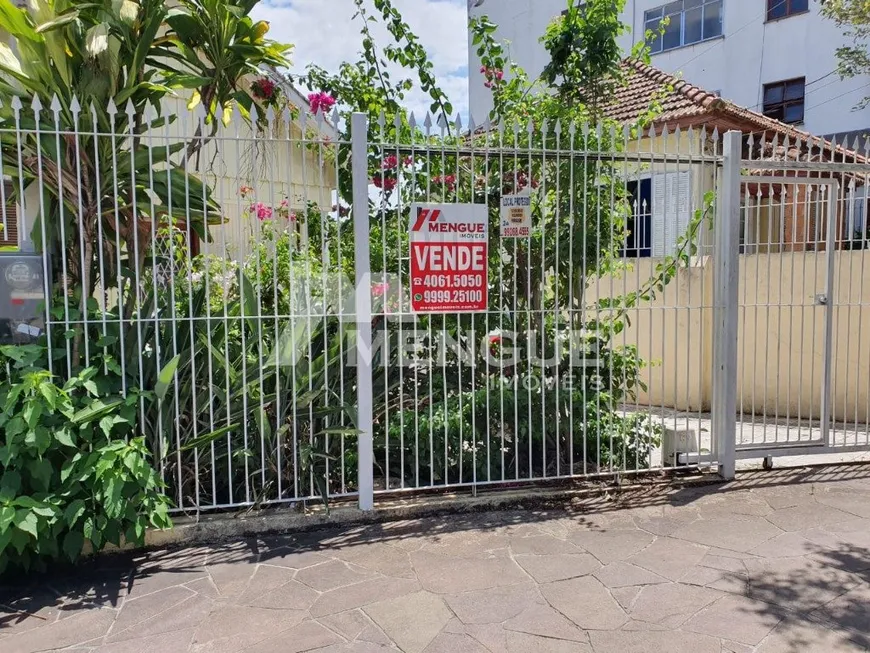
[251,0,471,120]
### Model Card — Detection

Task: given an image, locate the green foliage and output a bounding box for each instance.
[0,345,171,574]
[821,0,870,107]
[382,330,662,485]
[160,0,293,124]
[0,0,292,369]
[541,0,629,113]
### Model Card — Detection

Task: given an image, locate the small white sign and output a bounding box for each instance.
[500,194,531,238]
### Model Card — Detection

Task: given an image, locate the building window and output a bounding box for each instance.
[762,78,805,124]
[622,179,652,258]
[645,0,723,54]
[767,0,809,21]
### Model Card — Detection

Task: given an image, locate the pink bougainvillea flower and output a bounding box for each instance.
[288,211,297,222]
[373,176,397,191]
[484,81,492,89]
[382,154,398,170]
[372,282,389,297]
[252,77,277,101]
[403,155,414,166]
[308,91,336,115]
[250,202,273,221]
[239,185,254,198]
[432,174,457,192]
[479,65,486,73]
[279,198,289,208]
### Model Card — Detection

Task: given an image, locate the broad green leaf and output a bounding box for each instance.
[155,355,181,401]
[62,530,84,561]
[38,382,58,409]
[27,458,52,492]
[0,470,20,497]
[31,504,56,518]
[55,428,75,447]
[99,415,114,438]
[23,400,42,428]
[64,499,86,526]
[0,505,14,530]
[83,516,95,542]
[71,399,123,426]
[13,509,38,539]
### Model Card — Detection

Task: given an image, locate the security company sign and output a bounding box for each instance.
[410,203,488,313]
[500,194,531,238]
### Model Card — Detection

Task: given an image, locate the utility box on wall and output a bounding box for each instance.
[0,253,45,344]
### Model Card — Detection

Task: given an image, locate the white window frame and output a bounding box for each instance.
[645,0,724,55]
[623,175,653,258]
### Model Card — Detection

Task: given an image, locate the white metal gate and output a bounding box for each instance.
[726,136,870,465]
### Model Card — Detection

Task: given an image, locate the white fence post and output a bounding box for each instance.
[712,130,741,480]
[351,112,375,510]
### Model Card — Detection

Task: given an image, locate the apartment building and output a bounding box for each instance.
[467,0,870,142]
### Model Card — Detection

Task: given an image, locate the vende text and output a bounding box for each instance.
[413,243,486,272]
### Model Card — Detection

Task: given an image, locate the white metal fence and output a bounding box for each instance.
[2,99,869,513]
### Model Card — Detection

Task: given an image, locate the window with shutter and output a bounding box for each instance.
[651,171,691,257]
[0,182,18,248]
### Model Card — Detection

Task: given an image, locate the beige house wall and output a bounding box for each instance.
[592,251,870,423]
[588,257,714,412]
[160,96,337,263]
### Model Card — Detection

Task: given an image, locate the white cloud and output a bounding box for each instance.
[252,0,470,120]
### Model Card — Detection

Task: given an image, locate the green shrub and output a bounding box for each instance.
[0,345,172,574]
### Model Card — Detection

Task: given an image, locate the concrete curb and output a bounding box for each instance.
[140,470,722,551]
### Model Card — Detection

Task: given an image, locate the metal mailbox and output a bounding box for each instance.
[0,252,45,344]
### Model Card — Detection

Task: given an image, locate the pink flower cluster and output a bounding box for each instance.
[381,155,415,170]
[308,91,336,115]
[246,197,296,222]
[239,185,254,198]
[504,170,539,191]
[251,202,273,221]
[432,174,457,192]
[372,282,389,297]
[252,77,277,101]
[373,176,397,191]
[480,66,504,89]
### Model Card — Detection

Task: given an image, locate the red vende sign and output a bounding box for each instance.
[409,204,488,313]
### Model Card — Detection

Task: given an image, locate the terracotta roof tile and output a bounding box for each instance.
[604,59,719,126]
[605,59,866,163]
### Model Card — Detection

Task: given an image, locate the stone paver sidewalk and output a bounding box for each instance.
[4,466,870,652]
